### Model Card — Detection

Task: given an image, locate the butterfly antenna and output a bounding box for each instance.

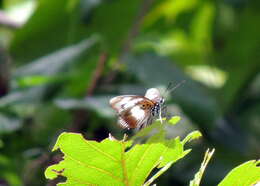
[165,82,173,92]
[167,80,186,94]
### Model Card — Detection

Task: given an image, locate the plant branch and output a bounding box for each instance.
[143,161,174,186]
[0,48,10,97]
[189,148,215,186]
[120,0,155,59]
[87,52,108,96]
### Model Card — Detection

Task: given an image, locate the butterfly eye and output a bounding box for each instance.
[160,98,164,104]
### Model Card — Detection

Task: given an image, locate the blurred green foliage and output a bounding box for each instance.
[0,0,259,185]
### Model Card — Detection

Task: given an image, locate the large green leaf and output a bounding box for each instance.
[14,36,98,78]
[0,37,97,108]
[45,130,200,185]
[218,160,260,186]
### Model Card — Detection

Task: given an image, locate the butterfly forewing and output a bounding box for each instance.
[117,106,147,129]
[109,88,163,129]
[110,95,156,129]
[109,96,143,113]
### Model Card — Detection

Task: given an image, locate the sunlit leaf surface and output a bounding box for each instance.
[168,116,181,125]
[218,160,260,186]
[45,130,199,185]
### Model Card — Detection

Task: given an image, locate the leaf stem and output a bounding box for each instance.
[143,161,174,186]
[189,148,215,186]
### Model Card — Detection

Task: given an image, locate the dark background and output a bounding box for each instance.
[0,0,259,185]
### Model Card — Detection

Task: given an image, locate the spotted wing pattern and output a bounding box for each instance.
[109,96,156,129]
[109,96,143,114]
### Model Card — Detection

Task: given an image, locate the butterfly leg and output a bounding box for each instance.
[161,105,167,117]
[159,105,167,124]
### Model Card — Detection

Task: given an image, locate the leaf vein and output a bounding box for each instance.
[65,153,123,183]
[83,140,119,163]
[121,142,129,186]
[143,147,167,182]
[130,145,153,182]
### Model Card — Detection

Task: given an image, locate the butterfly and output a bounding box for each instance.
[109,88,165,130]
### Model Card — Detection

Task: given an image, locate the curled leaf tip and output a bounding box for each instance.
[168,116,181,125]
[182,130,202,145]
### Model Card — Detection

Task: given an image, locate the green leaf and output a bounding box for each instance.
[0,139,4,148]
[0,37,97,108]
[218,160,260,186]
[168,116,181,125]
[0,87,47,107]
[182,130,202,145]
[10,0,83,63]
[0,113,21,134]
[10,0,143,63]
[45,131,198,185]
[16,75,55,87]
[55,96,114,118]
[131,121,163,141]
[144,0,198,27]
[14,36,98,78]
[189,148,215,186]
[0,155,22,186]
[131,116,181,141]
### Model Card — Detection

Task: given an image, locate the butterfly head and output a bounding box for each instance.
[145,88,162,102]
[145,88,165,116]
[110,83,184,129]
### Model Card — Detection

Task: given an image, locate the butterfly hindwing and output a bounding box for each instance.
[110,95,148,113]
[109,88,164,129]
[110,96,145,114]
[110,96,156,129]
[118,104,152,129]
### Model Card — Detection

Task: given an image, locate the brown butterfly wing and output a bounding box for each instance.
[109,95,142,114]
[110,96,156,129]
[118,106,152,129]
